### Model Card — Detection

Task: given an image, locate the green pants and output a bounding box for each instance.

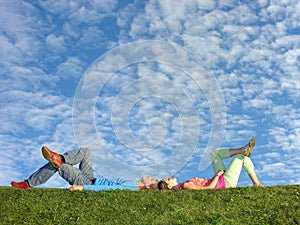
[211,148,255,188]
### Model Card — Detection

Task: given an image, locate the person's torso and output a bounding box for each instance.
[186,177,209,186]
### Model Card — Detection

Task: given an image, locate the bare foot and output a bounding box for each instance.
[254,183,264,187]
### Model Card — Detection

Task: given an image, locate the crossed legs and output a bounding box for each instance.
[211,137,262,188]
[26,147,95,187]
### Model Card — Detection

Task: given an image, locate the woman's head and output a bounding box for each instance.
[158,177,178,190]
[157,180,169,190]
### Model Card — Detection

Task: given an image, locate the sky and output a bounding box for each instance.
[1,0,299,188]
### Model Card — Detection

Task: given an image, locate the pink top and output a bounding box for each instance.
[174,175,226,190]
[186,177,210,186]
[213,174,226,189]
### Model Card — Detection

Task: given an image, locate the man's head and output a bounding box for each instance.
[141,176,158,185]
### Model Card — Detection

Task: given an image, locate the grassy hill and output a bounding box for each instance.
[0,185,299,225]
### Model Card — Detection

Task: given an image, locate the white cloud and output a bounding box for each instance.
[57,57,84,79]
[0,2,47,66]
[37,0,80,14]
[78,26,106,49]
[262,162,289,177]
[218,0,239,9]
[46,34,66,52]
[196,0,216,10]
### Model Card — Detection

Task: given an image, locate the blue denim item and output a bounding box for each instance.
[27,148,94,186]
[84,178,138,191]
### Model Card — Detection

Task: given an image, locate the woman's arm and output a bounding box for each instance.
[183,170,224,190]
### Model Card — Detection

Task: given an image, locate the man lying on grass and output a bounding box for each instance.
[11,137,262,191]
[157,137,263,190]
[11,146,158,191]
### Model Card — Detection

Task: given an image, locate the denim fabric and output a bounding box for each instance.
[84,178,138,191]
[27,148,94,187]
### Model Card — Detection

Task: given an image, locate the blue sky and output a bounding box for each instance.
[1,0,299,188]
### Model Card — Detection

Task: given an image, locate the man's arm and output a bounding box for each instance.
[69,183,139,191]
[69,185,84,191]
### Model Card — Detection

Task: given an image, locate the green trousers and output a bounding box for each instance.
[211,148,255,188]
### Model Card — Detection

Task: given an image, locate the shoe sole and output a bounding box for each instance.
[245,137,256,157]
[42,147,60,169]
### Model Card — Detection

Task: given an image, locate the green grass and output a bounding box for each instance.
[0,185,299,225]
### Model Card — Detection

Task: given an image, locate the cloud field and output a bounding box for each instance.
[1,0,299,187]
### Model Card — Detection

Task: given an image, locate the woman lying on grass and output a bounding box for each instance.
[11,146,158,191]
[158,137,263,190]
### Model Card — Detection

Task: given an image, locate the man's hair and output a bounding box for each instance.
[157,180,169,190]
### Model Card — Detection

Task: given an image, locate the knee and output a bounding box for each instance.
[236,154,244,160]
[211,148,220,157]
[210,151,215,160]
[211,148,219,160]
[80,148,91,156]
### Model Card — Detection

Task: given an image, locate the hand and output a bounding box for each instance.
[216,170,225,176]
[69,185,84,191]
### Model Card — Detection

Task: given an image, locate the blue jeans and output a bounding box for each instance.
[27,148,95,187]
